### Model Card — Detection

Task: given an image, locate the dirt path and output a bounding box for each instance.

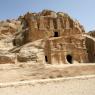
[0,63,95,83]
[0,75,95,95]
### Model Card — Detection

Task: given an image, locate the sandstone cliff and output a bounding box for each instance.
[0,10,94,64]
[13,10,85,46]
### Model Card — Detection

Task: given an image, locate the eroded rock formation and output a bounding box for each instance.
[0,10,95,64]
[88,30,95,38]
[14,10,85,46]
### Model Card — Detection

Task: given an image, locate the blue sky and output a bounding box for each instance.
[0,0,95,31]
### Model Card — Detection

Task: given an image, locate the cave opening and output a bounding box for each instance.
[45,56,48,63]
[66,54,73,64]
[54,32,59,37]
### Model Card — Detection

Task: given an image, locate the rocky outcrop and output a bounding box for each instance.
[17,39,44,62]
[17,40,44,62]
[0,10,94,64]
[88,30,95,38]
[17,46,38,62]
[4,10,87,64]
[0,19,21,64]
[13,10,85,46]
[85,32,95,62]
[13,28,29,46]
[0,19,21,35]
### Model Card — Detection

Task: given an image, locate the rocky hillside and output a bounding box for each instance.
[0,19,21,35]
[0,10,86,64]
[13,10,85,46]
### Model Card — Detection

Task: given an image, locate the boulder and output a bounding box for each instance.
[17,46,38,62]
[17,39,44,62]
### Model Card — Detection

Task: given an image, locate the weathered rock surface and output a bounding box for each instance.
[0,19,21,35]
[88,30,95,38]
[0,52,15,64]
[17,47,37,62]
[0,10,95,64]
[17,39,44,62]
[13,10,85,46]
[0,19,21,64]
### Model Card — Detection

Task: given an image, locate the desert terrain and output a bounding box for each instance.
[0,63,95,95]
[0,63,95,83]
[0,10,95,95]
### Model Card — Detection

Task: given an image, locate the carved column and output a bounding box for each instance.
[33,20,38,29]
[39,16,45,30]
[66,18,70,29]
[57,18,61,30]
[61,18,65,29]
[49,18,54,30]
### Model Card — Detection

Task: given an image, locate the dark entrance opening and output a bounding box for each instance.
[45,56,48,62]
[54,32,59,37]
[66,55,73,64]
[13,39,16,46]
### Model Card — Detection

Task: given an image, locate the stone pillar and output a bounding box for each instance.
[49,19,54,30]
[29,16,35,30]
[39,16,45,30]
[30,20,38,30]
[57,18,62,30]
[66,18,70,29]
[34,20,38,29]
[61,18,65,29]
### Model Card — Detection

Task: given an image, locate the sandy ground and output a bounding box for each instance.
[0,75,95,95]
[0,63,95,83]
[0,63,95,95]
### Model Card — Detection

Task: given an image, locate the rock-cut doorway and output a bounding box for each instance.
[66,54,73,64]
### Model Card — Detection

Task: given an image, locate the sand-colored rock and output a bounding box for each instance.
[0,53,15,64]
[0,10,95,64]
[88,30,95,37]
[0,9,95,95]
[10,10,95,64]
[17,47,37,62]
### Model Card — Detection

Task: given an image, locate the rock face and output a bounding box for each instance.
[0,19,21,64]
[0,10,95,64]
[17,47,37,62]
[85,37,95,62]
[0,35,16,64]
[45,35,88,64]
[13,28,29,46]
[0,19,21,35]
[85,30,95,62]
[14,10,85,46]
[13,10,88,64]
[0,49,16,64]
[17,39,44,62]
[88,30,95,38]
